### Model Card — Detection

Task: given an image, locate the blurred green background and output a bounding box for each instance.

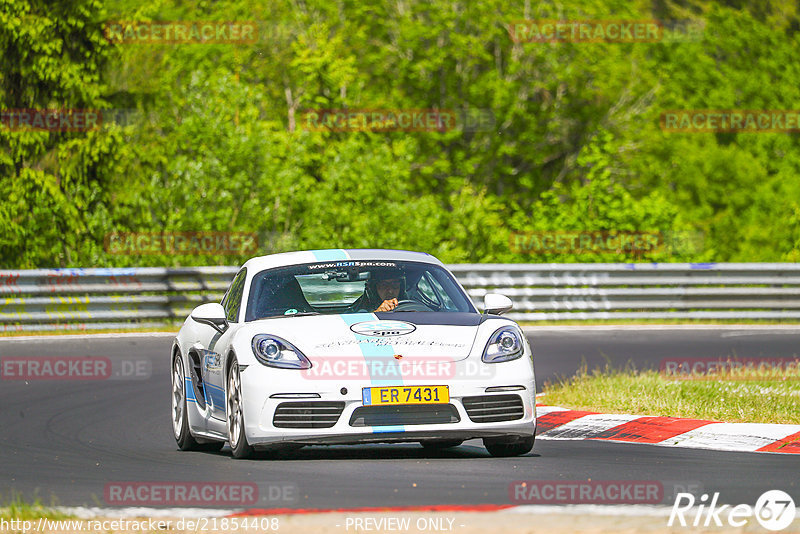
[2,0,799,267]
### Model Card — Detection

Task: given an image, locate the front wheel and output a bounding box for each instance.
[483,436,535,457]
[227,359,254,459]
[172,355,200,450]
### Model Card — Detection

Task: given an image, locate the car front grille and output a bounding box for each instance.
[273,401,345,428]
[349,404,460,427]
[462,394,525,423]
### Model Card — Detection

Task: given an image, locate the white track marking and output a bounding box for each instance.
[537,414,639,439]
[665,423,800,452]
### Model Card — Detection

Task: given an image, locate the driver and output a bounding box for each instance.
[373,276,403,311]
[354,270,406,312]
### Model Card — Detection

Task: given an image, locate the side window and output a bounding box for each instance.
[416,273,442,307]
[223,268,247,322]
[427,272,458,310]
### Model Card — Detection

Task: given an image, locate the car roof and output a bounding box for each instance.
[241,249,444,273]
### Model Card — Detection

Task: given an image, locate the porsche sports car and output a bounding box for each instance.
[171,249,536,458]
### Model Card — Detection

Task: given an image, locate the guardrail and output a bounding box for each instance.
[1,263,799,331]
[454,263,800,321]
[0,267,237,332]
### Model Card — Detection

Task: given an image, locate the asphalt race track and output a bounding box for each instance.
[0,328,798,510]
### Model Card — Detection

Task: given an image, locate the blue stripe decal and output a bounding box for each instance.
[342,313,405,433]
[310,249,350,261]
[185,377,196,402]
[341,313,399,386]
[206,385,225,409]
[185,377,223,408]
[373,425,405,433]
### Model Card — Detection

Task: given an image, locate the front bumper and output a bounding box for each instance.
[238,356,536,447]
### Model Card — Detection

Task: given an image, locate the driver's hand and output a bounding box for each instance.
[375,298,398,312]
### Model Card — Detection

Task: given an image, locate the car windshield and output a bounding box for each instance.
[245,260,476,321]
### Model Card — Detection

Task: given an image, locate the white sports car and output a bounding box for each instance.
[170,249,536,458]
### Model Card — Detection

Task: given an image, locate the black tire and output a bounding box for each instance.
[420,439,464,450]
[483,435,535,457]
[227,359,254,459]
[172,354,206,450]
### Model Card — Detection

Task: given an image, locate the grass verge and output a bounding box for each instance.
[0,494,73,521]
[541,365,800,424]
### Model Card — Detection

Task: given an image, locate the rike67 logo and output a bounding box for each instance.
[669,490,796,531]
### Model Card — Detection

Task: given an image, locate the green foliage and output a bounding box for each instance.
[508,130,698,262]
[0,0,117,267]
[1,0,799,267]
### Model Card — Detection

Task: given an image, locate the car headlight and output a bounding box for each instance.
[252,335,312,369]
[482,326,524,363]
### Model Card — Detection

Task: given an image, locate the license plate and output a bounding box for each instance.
[362,385,449,406]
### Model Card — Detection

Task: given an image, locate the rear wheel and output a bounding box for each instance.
[419,439,463,450]
[227,359,254,459]
[483,436,535,457]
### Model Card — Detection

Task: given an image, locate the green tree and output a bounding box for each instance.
[0,0,118,267]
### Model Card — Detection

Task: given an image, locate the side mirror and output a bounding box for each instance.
[191,303,228,333]
[483,293,513,315]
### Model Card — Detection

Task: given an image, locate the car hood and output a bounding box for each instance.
[239,312,481,362]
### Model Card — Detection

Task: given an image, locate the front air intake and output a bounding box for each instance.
[349,404,460,427]
[462,394,524,423]
[273,402,345,428]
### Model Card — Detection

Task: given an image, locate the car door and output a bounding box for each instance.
[197,268,246,421]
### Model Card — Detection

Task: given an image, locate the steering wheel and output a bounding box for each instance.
[391,299,431,312]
